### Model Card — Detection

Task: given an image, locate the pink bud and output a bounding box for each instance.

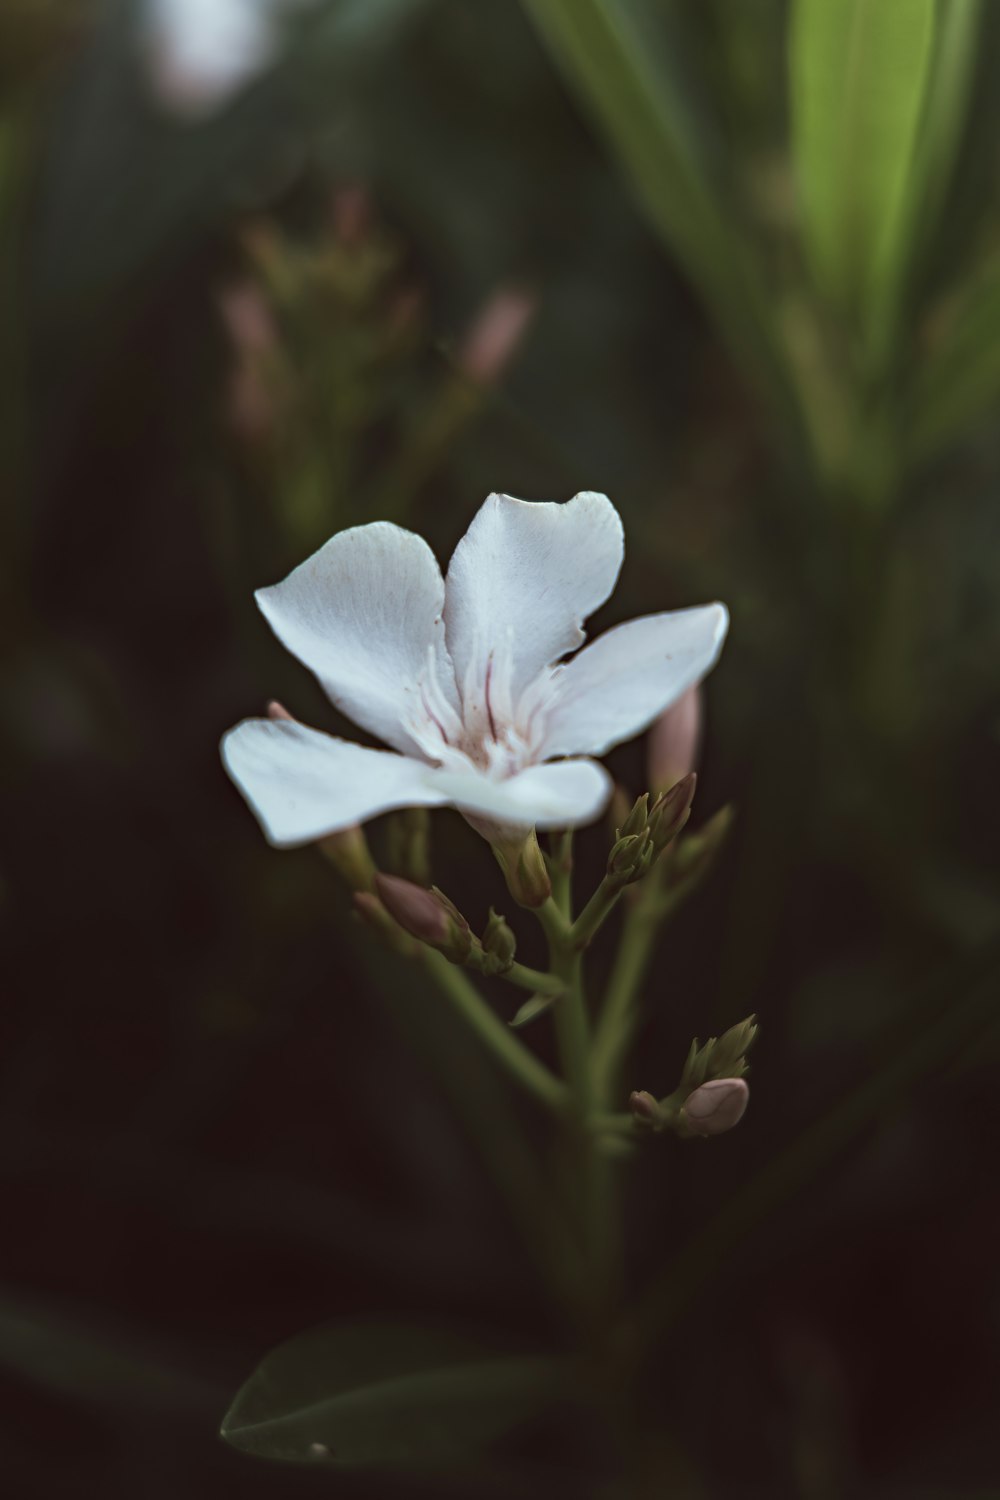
[219,280,277,357]
[456,286,537,385]
[681,1078,749,1137]
[266,700,294,721]
[648,685,703,794]
[373,874,471,961]
[374,874,449,944]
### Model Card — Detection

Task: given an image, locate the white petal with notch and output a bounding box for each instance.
[443,492,624,711]
[541,604,729,759]
[255,522,459,758]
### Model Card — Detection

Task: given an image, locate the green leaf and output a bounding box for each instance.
[789,0,935,317]
[220,1319,571,1468]
[521,0,793,418]
[906,251,1000,462]
[510,993,556,1029]
[908,0,981,230]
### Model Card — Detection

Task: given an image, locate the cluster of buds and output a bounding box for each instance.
[368,874,473,965]
[629,1014,757,1139]
[607,773,698,890]
[363,874,524,984]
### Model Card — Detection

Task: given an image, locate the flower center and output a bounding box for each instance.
[403,633,551,779]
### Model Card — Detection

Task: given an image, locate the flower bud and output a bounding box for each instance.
[648,685,703,793]
[373,874,472,963]
[492,830,552,909]
[480,907,517,976]
[617,793,649,841]
[352,891,418,955]
[607,829,655,888]
[629,1089,669,1132]
[648,772,697,854]
[679,1078,749,1137]
[457,285,536,385]
[677,1014,758,1094]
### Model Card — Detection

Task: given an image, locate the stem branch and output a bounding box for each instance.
[423,950,570,1115]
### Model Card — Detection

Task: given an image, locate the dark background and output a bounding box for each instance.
[2,1,1000,1495]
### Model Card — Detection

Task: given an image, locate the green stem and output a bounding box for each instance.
[504,961,565,997]
[467,952,565,997]
[548,829,575,916]
[552,948,591,1108]
[591,892,661,1106]
[423,950,570,1115]
[535,894,573,948]
[536,894,621,1335]
[568,875,623,951]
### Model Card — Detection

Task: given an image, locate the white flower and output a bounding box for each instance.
[221,492,728,847]
[142,0,308,118]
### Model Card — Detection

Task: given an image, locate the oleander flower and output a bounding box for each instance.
[222,492,728,846]
[142,0,309,117]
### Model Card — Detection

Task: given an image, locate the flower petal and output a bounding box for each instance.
[430,758,613,831]
[443,492,624,710]
[221,718,450,847]
[255,522,459,757]
[540,604,729,759]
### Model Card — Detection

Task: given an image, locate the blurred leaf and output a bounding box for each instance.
[221,1319,571,1467]
[521,0,795,423]
[789,0,935,327]
[908,0,981,231]
[0,1293,223,1413]
[907,250,1000,462]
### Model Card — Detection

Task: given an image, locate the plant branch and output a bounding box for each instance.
[591,889,662,1106]
[568,875,624,951]
[422,950,570,1115]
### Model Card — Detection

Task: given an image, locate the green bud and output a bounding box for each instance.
[480,907,517,976]
[373,873,472,963]
[607,828,656,888]
[629,1089,670,1132]
[678,1014,758,1095]
[648,772,697,854]
[617,793,649,840]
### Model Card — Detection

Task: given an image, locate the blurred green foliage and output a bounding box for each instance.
[3,1,1000,1495]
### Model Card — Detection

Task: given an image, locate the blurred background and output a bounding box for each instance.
[3,0,1000,1494]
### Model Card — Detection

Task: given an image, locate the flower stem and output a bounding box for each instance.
[504,960,565,996]
[568,875,623,951]
[422,949,570,1115]
[467,950,565,997]
[591,890,661,1107]
[547,829,574,917]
